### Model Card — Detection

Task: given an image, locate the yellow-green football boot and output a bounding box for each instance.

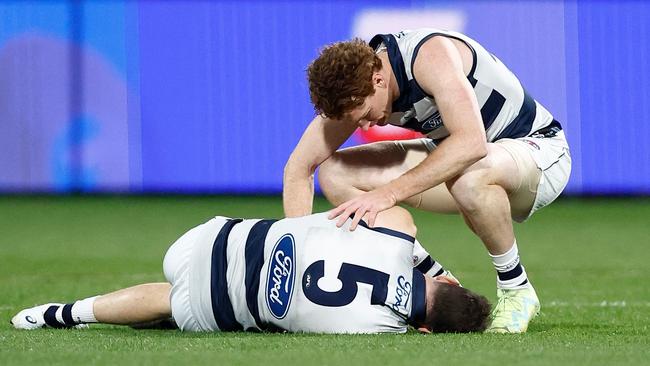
[486,285,540,333]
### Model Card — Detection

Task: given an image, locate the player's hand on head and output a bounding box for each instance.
[327,188,397,231]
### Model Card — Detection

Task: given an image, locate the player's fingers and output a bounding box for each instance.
[367,210,378,228]
[336,204,356,227]
[349,207,366,231]
[328,203,346,219]
[335,213,347,227]
[329,199,354,221]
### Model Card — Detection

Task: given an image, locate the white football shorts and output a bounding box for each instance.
[495,130,571,221]
[421,130,571,222]
[162,216,230,332]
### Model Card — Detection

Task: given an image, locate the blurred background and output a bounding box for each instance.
[1,0,648,195]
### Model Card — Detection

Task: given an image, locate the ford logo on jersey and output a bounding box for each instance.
[421,111,443,132]
[391,275,411,312]
[265,234,296,319]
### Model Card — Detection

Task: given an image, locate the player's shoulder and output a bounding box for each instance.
[371,28,439,47]
[356,220,415,244]
[393,28,468,43]
[279,212,330,225]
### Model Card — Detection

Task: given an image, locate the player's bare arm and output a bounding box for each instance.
[330,36,487,229]
[387,37,487,200]
[283,114,357,217]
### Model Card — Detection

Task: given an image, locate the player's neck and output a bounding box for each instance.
[378,52,400,102]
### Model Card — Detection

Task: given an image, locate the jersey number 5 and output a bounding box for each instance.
[302,260,389,307]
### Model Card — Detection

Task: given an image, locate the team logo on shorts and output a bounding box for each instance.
[265,234,296,319]
[521,139,540,150]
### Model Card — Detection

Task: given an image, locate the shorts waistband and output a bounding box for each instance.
[530,119,562,138]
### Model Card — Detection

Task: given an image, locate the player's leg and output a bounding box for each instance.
[446,136,570,333]
[442,143,537,333]
[318,138,458,213]
[11,283,171,329]
[482,135,570,333]
[12,217,201,331]
[94,283,171,324]
[444,143,528,255]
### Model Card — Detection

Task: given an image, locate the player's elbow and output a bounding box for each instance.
[464,135,488,164]
[284,155,317,182]
[447,134,487,167]
[471,141,488,161]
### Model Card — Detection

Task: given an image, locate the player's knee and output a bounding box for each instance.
[152,283,173,316]
[318,155,349,195]
[446,170,490,214]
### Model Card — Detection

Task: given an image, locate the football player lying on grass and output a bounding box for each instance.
[12,206,490,334]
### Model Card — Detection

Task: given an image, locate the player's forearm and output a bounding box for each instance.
[283,163,316,217]
[283,115,353,217]
[387,134,486,202]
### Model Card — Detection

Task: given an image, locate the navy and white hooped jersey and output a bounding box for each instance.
[369,29,562,142]
[208,213,426,334]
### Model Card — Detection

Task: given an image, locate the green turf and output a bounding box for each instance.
[1,195,649,365]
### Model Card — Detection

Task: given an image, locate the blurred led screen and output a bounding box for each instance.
[1,1,648,194]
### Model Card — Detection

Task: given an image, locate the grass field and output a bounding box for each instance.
[1,195,649,365]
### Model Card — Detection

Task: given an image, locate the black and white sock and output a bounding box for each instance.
[413,239,446,277]
[43,296,98,328]
[490,241,530,289]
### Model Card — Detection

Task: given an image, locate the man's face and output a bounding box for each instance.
[345,74,392,130]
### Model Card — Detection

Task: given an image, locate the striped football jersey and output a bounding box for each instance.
[369,29,561,143]
[206,213,426,334]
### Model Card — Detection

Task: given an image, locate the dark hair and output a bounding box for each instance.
[307,38,382,119]
[426,283,491,333]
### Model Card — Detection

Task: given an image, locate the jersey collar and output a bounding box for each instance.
[407,270,427,327]
[369,33,423,113]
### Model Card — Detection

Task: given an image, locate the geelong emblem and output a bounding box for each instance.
[265,234,296,319]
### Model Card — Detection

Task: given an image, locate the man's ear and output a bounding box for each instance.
[373,72,385,87]
[433,275,460,287]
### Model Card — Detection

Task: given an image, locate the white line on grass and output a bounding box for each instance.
[547,300,650,308]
